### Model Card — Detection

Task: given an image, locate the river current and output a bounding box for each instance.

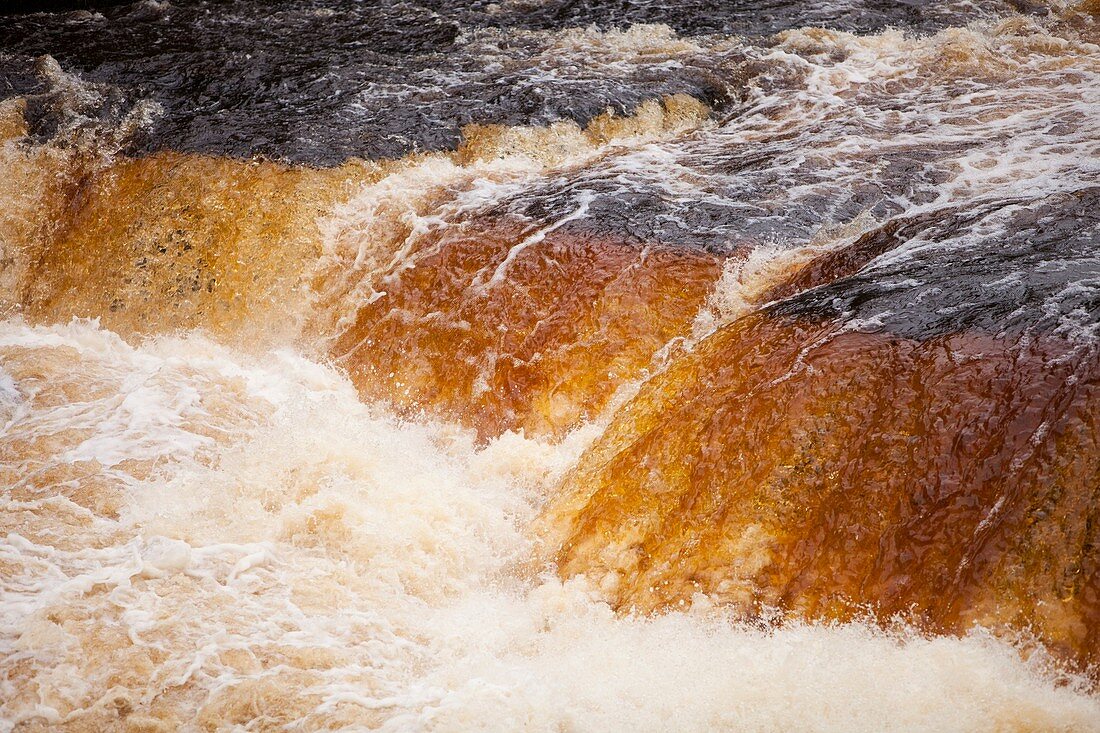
[1,1,1100,730]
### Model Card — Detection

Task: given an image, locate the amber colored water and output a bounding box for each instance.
[13,151,368,344]
[541,313,1100,666]
[2,1,1100,730]
[331,221,722,439]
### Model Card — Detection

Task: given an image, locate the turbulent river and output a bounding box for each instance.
[2,0,1100,730]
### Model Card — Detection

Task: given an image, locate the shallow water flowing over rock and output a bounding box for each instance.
[1,1,1100,731]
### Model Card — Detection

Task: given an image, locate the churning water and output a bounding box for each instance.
[1,1,1100,730]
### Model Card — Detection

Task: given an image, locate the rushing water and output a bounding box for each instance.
[2,0,1100,730]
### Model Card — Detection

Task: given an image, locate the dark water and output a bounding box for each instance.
[4,1,1094,337]
[771,187,1100,340]
[1,0,1019,163]
[2,1,1100,728]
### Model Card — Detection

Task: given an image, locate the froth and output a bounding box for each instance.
[1,319,1097,731]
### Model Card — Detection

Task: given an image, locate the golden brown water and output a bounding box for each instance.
[2,2,1100,730]
[540,314,1100,667]
[330,220,721,439]
[18,152,368,344]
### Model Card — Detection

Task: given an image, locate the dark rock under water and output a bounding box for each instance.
[1,2,1100,727]
[1,0,1020,164]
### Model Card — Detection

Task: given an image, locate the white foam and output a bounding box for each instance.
[0,319,1096,731]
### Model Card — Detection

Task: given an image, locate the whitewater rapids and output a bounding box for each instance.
[0,318,1096,731]
[2,0,1100,729]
